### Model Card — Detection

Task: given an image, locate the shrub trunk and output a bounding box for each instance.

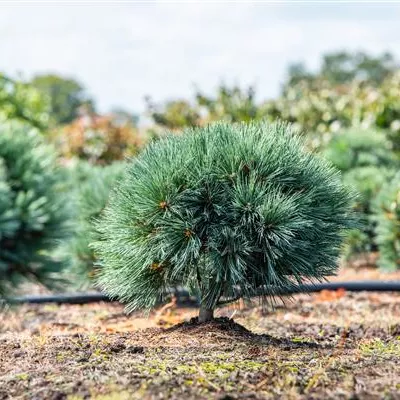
[198,305,214,322]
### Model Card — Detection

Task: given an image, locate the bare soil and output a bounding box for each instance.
[1,267,400,400]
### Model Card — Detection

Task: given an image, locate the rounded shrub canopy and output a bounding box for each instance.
[93,122,355,312]
[0,122,70,296]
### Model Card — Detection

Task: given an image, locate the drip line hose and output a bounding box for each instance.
[4,280,400,306]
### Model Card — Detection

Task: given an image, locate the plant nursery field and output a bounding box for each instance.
[1,267,400,400]
[2,14,400,400]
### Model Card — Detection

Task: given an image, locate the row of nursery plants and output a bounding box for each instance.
[0,121,125,295]
[0,119,399,301]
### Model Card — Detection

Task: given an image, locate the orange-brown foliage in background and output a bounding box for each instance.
[54,112,146,164]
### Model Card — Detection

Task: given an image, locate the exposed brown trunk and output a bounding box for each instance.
[198,305,214,322]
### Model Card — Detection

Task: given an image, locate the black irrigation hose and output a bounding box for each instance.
[289,281,400,293]
[217,280,400,305]
[5,288,198,306]
[7,292,111,305]
[4,280,400,306]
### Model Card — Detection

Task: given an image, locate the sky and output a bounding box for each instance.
[1,1,400,115]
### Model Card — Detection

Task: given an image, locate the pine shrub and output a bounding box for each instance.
[373,173,400,270]
[323,129,397,172]
[66,161,125,286]
[0,122,70,296]
[341,166,395,256]
[324,129,398,260]
[93,122,356,321]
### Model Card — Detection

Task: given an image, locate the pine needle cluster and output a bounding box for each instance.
[0,122,70,296]
[93,122,356,318]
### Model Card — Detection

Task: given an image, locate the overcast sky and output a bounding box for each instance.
[1,2,399,115]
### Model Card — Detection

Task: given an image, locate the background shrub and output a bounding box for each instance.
[323,129,397,172]
[341,166,395,257]
[373,173,400,270]
[65,161,125,287]
[0,122,70,296]
[262,70,400,145]
[323,129,399,259]
[54,113,144,164]
[0,74,50,129]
